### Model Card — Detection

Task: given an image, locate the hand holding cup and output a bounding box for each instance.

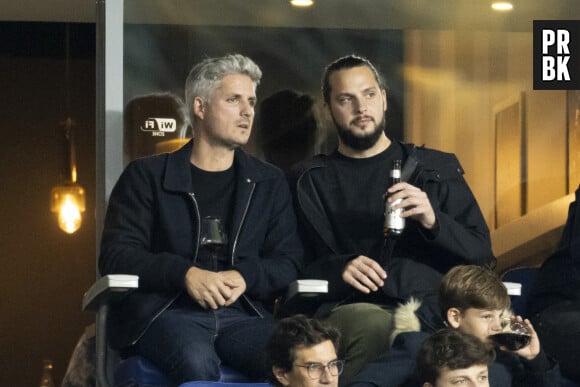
[491,318,532,351]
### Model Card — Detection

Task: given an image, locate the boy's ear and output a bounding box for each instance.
[447,307,462,329]
[272,367,290,386]
[423,382,434,387]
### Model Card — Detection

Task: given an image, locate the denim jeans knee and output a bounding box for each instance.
[134,305,274,384]
[134,307,221,383]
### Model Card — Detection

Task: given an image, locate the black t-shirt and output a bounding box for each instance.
[313,142,404,261]
[173,163,241,311]
[190,163,235,271]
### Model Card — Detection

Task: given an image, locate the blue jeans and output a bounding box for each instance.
[133,304,275,385]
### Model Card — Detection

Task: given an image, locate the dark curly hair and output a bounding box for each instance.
[417,329,495,385]
[266,315,340,386]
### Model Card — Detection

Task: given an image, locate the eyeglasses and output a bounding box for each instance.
[294,360,344,379]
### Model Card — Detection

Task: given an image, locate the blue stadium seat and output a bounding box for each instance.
[114,356,257,387]
[501,266,539,316]
[83,275,263,387]
[83,276,325,387]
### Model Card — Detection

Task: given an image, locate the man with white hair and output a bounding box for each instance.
[99,54,303,384]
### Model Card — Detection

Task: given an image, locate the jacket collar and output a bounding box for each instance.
[297,139,416,173]
[163,139,278,193]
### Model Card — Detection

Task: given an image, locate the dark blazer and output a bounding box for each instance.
[99,140,303,348]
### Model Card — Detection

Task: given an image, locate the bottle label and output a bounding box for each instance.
[390,169,401,179]
[385,198,405,229]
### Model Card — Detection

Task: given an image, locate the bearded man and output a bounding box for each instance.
[289,55,495,384]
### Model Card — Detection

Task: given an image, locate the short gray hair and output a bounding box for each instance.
[185,54,262,121]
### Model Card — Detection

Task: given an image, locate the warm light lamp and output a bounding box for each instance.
[51,116,85,234]
[51,184,86,234]
[51,24,86,235]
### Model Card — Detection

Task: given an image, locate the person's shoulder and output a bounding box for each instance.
[405,143,459,164]
[123,152,169,174]
[236,149,286,180]
[401,142,463,175]
[393,331,430,350]
[110,154,170,193]
[290,153,330,176]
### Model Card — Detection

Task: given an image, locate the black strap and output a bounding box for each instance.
[401,144,423,185]
[379,237,396,270]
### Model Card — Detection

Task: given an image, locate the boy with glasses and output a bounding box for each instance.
[267,315,343,387]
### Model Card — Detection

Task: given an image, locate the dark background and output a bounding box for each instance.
[0,21,96,387]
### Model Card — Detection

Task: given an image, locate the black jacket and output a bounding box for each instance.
[348,299,561,387]
[99,140,303,348]
[348,331,561,387]
[290,141,495,314]
[528,184,580,315]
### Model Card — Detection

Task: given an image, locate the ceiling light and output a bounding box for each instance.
[491,2,514,11]
[290,0,314,7]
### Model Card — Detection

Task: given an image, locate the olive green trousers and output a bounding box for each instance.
[323,303,395,385]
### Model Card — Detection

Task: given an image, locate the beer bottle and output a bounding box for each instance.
[384,159,405,238]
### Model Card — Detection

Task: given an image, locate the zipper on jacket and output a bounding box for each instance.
[230,179,255,266]
[130,293,180,346]
[189,192,201,263]
[231,179,263,318]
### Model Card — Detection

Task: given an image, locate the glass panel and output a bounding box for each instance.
[98,0,580,269]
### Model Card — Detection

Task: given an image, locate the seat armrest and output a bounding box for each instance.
[82,274,139,312]
[285,279,328,300]
[503,281,522,296]
[82,275,139,387]
[276,279,328,318]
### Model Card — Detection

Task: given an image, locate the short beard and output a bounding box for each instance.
[333,116,386,151]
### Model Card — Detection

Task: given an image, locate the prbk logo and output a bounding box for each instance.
[534,20,580,89]
[140,117,177,136]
